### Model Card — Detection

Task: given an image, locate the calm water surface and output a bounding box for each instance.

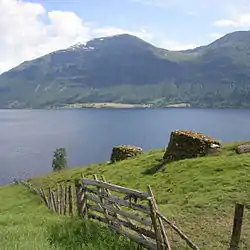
[0,108,250,185]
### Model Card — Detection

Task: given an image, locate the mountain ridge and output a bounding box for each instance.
[1,31,250,108]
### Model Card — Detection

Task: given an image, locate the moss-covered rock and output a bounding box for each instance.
[163,130,221,162]
[235,144,250,154]
[110,145,143,163]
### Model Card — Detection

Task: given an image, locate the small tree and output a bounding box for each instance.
[52,148,67,171]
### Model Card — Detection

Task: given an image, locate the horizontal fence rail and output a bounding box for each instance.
[17,176,199,250]
[78,175,166,250]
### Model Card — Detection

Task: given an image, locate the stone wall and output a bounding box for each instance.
[163,130,221,162]
[110,145,143,163]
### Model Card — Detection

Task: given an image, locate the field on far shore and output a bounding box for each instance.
[61,102,151,109]
[61,102,191,109]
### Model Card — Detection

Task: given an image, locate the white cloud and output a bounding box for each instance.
[213,14,250,27]
[93,27,197,50]
[0,0,91,73]
[213,2,250,28]
[132,0,235,9]
[208,33,224,39]
[187,11,198,16]
[158,40,198,50]
[0,0,198,73]
[213,19,237,27]
[131,0,169,7]
[94,27,197,50]
[92,27,153,41]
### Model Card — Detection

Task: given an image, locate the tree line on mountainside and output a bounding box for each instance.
[1,31,250,108]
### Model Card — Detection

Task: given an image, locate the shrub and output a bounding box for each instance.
[52,148,67,171]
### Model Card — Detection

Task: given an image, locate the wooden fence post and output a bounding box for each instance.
[63,185,67,215]
[56,185,60,214]
[157,212,199,250]
[59,185,64,215]
[48,187,53,210]
[147,185,171,250]
[81,175,88,218]
[68,185,73,216]
[147,187,164,250]
[75,179,82,217]
[51,189,57,212]
[48,188,56,212]
[229,203,244,250]
[100,175,119,221]
[93,175,111,224]
[40,187,48,208]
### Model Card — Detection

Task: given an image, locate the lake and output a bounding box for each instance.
[0,108,250,185]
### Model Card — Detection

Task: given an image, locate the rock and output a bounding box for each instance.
[163,130,221,162]
[235,144,250,154]
[110,145,143,163]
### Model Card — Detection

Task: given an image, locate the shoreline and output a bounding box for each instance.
[59,102,191,109]
[2,103,250,109]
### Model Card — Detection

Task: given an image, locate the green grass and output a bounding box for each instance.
[29,142,250,249]
[61,102,151,109]
[0,185,142,250]
[164,51,199,62]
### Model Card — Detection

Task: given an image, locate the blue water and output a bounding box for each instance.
[0,108,250,185]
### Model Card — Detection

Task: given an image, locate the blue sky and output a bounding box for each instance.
[28,0,250,46]
[1,0,250,72]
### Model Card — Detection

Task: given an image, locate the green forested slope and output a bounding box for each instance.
[1,32,250,108]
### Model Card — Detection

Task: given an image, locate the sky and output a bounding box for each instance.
[1,0,250,73]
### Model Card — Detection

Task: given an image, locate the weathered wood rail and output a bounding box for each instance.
[17,176,199,250]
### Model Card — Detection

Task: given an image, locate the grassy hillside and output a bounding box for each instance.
[0,185,141,250]
[29,142,250,249]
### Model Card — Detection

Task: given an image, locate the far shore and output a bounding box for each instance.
[61,102,151,109]
[60,102,191,109]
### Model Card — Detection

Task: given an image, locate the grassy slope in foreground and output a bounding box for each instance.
[0,185,141,250]
[30,142,250,249]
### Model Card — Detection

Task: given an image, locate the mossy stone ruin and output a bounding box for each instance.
[110,145,143,163]
[163,130,221,162]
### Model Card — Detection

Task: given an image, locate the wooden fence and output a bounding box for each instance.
[229,203,250,250]
[18,176,199,250]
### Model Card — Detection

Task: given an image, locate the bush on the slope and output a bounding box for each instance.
[52,148,67,171]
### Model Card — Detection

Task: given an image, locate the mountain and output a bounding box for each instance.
[1,31,250,108]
